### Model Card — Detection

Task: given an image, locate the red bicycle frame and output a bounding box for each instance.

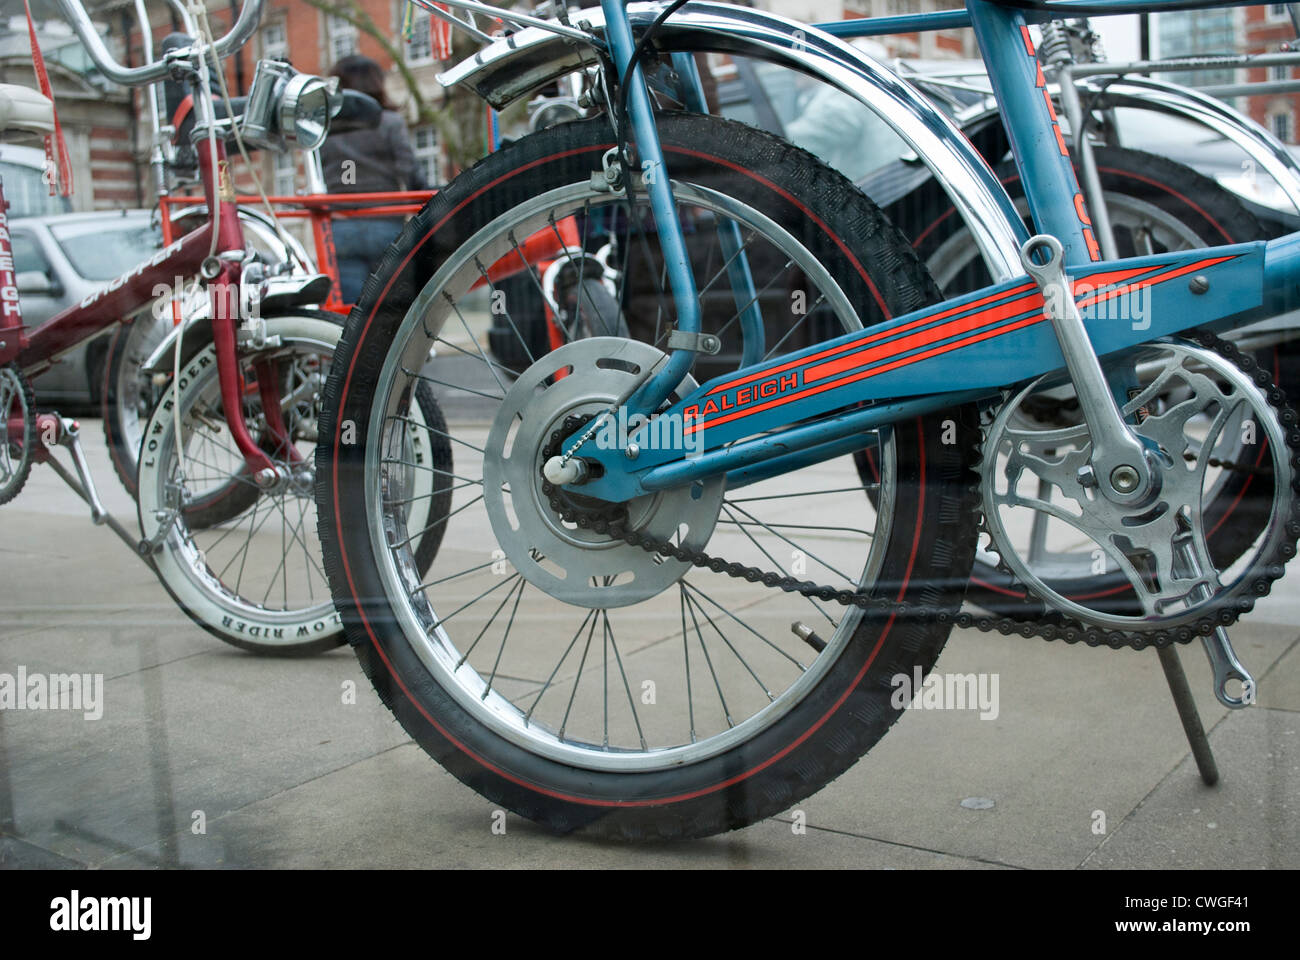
[3,138,279,477]
[158,187,582,350]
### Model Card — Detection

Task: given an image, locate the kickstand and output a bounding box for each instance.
[1156,644,1219,786]
[37,415,154,568]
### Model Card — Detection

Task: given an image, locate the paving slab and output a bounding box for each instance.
[2,419,1297,868]
[0,644,401,867]
[784,618,1298,869]
[98,742,1008,869]
[1082,706,1300,869]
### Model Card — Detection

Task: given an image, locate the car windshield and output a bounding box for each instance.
[747,61,911,184]
[50,217,161,281]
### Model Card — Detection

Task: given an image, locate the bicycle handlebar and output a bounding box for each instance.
[54,0,264,87]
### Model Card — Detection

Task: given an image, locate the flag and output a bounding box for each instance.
[23,0,72,197]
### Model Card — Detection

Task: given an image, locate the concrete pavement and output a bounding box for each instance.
[1,417,1297,869]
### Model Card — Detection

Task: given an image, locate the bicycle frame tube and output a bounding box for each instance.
[15,136,277,477]
[815,0,1281,37]
[0,178,22,367]
[601,0,703,416]
[15,147,228,374]
[669,50,765,367]
[967,0,1100,264]
[575,237,1300,500]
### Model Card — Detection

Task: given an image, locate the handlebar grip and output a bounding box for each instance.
[331,91,384,134]
[160,33,195,125]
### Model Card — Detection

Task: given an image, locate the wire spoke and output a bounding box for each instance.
[683,579,807,671]
[526,607,597,724]
[401,366,506,403]
[720,503,837,628]
[683,588,733,728]
[721,499,860,585]
[389,492,485,550]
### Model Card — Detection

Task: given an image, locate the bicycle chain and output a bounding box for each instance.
[537,332,1300,651]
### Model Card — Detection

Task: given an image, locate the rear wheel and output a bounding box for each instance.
[316,114,981,838]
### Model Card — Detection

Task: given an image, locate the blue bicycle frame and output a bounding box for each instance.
[563,0,1300,503]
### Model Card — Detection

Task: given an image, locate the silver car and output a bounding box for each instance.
[13,209,161,411]
[13,205,316,411]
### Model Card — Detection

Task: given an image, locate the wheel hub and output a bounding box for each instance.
[483,338,724,608]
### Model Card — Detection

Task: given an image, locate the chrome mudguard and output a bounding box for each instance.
[438,1,1029,283]
[954,74,1300,215]
[140,272,333,375]
[1088,75,1300,216]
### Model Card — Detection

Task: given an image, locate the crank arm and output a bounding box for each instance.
[1201,627,1255,710]
[1019,235,1152,502]
[1177,535,1256,710]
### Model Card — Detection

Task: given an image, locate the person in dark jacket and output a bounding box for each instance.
[318,55,429,303]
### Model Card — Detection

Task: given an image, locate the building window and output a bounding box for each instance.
[1272,64,1291,81]
[329,14,359,62]
[405,9,433,64]
[413,125,442,186]
[1271,110,1293,143]
[262,20,288,61]
[1270,4,1292,21]
[273,152,296,196]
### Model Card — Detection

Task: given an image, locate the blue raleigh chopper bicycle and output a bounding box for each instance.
[314,0,1300,839]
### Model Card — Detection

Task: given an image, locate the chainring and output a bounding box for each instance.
[980,334,1300,635]
[0,363,35,506]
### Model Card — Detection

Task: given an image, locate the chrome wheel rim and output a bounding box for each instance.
[361,179,899,771]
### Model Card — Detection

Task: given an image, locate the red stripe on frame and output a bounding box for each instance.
[706,280,1040,397]
[804,291,1044,384]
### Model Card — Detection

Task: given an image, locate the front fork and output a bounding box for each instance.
[208,267,278,482]
[196,140,289,483]
[599,0,702,417]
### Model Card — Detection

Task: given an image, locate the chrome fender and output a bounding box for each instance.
[438,1,1029,282]
[954,73,1300,215]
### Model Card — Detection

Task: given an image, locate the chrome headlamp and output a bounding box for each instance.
[241,59,342,152]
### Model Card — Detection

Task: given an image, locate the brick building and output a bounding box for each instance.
[1243,4,1300,143]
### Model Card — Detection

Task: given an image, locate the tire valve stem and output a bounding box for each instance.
[792,621,826,653]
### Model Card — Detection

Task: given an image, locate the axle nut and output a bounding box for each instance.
[1109,464,1141,493]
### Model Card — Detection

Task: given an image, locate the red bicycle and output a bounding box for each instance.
[1,0,450,654]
